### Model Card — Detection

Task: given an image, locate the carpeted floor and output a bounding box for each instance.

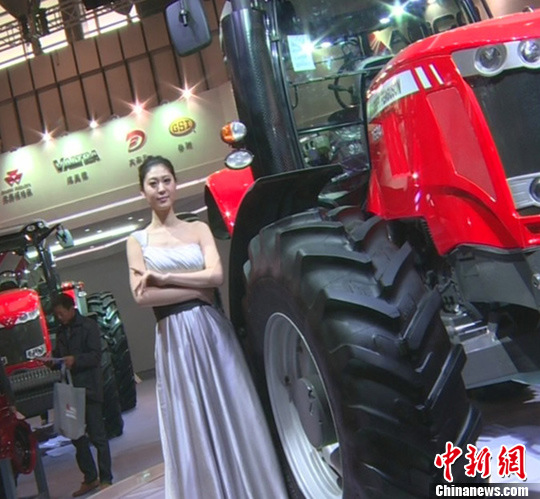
[17,374,163,499]
[15,376,540,498]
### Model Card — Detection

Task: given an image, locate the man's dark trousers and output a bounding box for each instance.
[72,401,112,484]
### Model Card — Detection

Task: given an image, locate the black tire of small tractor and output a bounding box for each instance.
[101,339,124,439]
[87,292,137,412]
[243,207,482,499]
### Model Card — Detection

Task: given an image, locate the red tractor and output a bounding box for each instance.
[168,0,540,497]
[0,220,136,439]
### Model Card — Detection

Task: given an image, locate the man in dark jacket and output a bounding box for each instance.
[52,293,113,497]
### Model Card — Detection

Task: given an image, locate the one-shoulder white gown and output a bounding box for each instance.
[131,230,287,499]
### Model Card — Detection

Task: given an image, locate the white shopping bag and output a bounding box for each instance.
[53,368,86,440]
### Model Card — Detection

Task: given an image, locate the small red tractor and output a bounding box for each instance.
[168,0,540,497]
[0,220,136,440]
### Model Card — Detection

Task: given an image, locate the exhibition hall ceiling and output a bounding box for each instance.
[0,0,143,71]
[0,0,218,263]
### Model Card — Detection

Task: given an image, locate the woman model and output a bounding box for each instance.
[126,156,287,498]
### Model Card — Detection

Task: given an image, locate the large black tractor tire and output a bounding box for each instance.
[101,339,124,439]
[88,292,137,412]
[243,207,482,499]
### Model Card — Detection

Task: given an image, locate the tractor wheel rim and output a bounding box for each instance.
[264,312,342,499]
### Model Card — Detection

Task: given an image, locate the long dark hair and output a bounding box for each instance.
[138,155,177,189]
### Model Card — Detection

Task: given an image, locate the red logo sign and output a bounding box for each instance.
[4,169,23,187]
[126,130,146,153]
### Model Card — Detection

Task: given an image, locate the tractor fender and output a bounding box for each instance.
[227,164,342,327]
[205,167,255,239]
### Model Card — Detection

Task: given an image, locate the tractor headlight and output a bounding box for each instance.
[17,309,40,325]
[474,45,507,76]
[220,121,247,145]
[26,343,46,360]
[225,149,253,170]
[519,39,540,65]
[530,177,540,203]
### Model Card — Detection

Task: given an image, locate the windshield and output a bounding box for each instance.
[0,249,48,292]
[275,0,475,171]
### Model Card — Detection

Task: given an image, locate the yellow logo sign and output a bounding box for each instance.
[169,117,196,136]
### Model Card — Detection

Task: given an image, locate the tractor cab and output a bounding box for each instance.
[272,0,479,172]
[195,0,488,237]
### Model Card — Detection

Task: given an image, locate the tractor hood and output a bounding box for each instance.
[389,10,540,69]
[0,289,41,329]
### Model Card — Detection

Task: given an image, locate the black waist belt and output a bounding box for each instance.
[153,299,209,322]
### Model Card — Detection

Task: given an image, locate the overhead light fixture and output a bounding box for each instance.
[50,176,207,226]
[132,101,144,115]
[182,87,193,100]
[390,4,406,17]
[43,41,69,54]
[48,223,140,254]
[301,41,315,55]
[54,207,208,262]
[73,224,139,247]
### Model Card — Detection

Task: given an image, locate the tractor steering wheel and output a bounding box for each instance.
[0,271,20,291]
[330,54,393,110]
[330,60,361,110]
[328,40,363,110]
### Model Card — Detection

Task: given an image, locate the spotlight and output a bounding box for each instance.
[132,102,144,115]
[182,87,193,100]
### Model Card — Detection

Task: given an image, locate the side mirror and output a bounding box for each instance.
[166,0,212,56]
[56,225,74,249]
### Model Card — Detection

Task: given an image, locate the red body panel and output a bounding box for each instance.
[367,10,540,255]
[0,289,52,374]
[206,167,255,235]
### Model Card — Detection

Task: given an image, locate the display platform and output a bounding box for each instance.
[92,463,164,499]
[93,384,540,498]
[16,379,540,498]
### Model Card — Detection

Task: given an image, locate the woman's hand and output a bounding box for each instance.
[131,268,168,296]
